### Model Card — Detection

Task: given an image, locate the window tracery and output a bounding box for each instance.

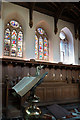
[35,27,49,61]
[4,20,23,58]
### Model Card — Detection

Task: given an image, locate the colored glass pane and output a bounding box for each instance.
[37,28,44,35]
[12,44,16,48]
[4,39,10,46]
[12,30,17,40]
[44,37,48,60]
[11,48,16,57]
[17,41,22,57]
[44,38,48,47]
[35,27,48,60]
[4,20,23,58]
[18,31,23,41]
[5,28,10,39]
[39,37,43,59]
[35,35,38,59]
[11,30,17,56]
[10,20,19,28]
[17,52,22,57]
[4,41,10,56]
[4,28,11,56]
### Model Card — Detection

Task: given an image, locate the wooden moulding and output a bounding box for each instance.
[1,58,80,70]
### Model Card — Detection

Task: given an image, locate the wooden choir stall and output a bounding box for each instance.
[1,58,80,119]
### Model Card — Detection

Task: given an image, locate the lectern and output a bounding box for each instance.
[12,71,48,120]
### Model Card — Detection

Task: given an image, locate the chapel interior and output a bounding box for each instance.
[0,1,80,120]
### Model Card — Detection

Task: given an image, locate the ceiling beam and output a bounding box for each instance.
[51,2,58,8]
[34,5,56,17]
[12,2,80,34]
[54,3,66,34]
[73,5,80,13]
[29,2,35,28]
[70,9,79,17]
[46,2,55,11]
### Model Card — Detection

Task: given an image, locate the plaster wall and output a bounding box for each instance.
[1,2,79,64]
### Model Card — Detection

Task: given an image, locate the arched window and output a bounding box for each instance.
[35,27,49,61]
[4,20,23,58]
[59,31,69,63]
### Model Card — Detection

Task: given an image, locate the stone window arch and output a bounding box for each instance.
[4,20,23,58]
[35,27,49,61]
[59,27,74,64]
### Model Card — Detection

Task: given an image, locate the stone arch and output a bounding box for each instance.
[60,27,74,64]
[4,12,26,32]
[36,20,52,39]
[35,20,53,62]
[3,12,25,58]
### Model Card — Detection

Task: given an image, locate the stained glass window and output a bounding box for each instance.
[17,31,23,57]
[4,28,11,56]
[4,20,23,58]
[39,36,43,59]
[44,37,48,60]
[35,35,38,59]
[10,20,19,28]
[35,27,49,60]
[37,28,44,35]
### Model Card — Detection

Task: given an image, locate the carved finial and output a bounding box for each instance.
[36,65,44,76]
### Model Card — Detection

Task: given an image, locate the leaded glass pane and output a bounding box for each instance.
[10,20,19,28]
[17,42,22,57]
[39,37,43,59]
[18,31,23,41]
[44,37,48,60]
[35,27,49,61]
[5,28,10,39]
[4,20,23,58]
[37,28,44,35]
[59,31,66,40]
[17,31,23,57]
[4,39,10,56]
[4,28,11,56]
[11,30,17,57]
[35,35,38,59]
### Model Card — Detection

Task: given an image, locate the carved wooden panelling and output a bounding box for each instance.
[1,58,80,113]
[67,70,72,83]
[55,69,61,81]
[21,66,29,77]
[62,69,66,81]
[46,87,55,102]
[61,86,72,99]
[29,66,36,76]
[41,68,49,82]
[36,87,45,102]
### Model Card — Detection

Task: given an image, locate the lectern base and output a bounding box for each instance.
[23,94,41,120]
[25,104,41,118]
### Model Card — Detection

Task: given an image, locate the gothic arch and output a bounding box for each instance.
[35,20,52,61]
[59,27,74,64]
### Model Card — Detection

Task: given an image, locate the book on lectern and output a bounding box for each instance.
[12,72,48,97]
